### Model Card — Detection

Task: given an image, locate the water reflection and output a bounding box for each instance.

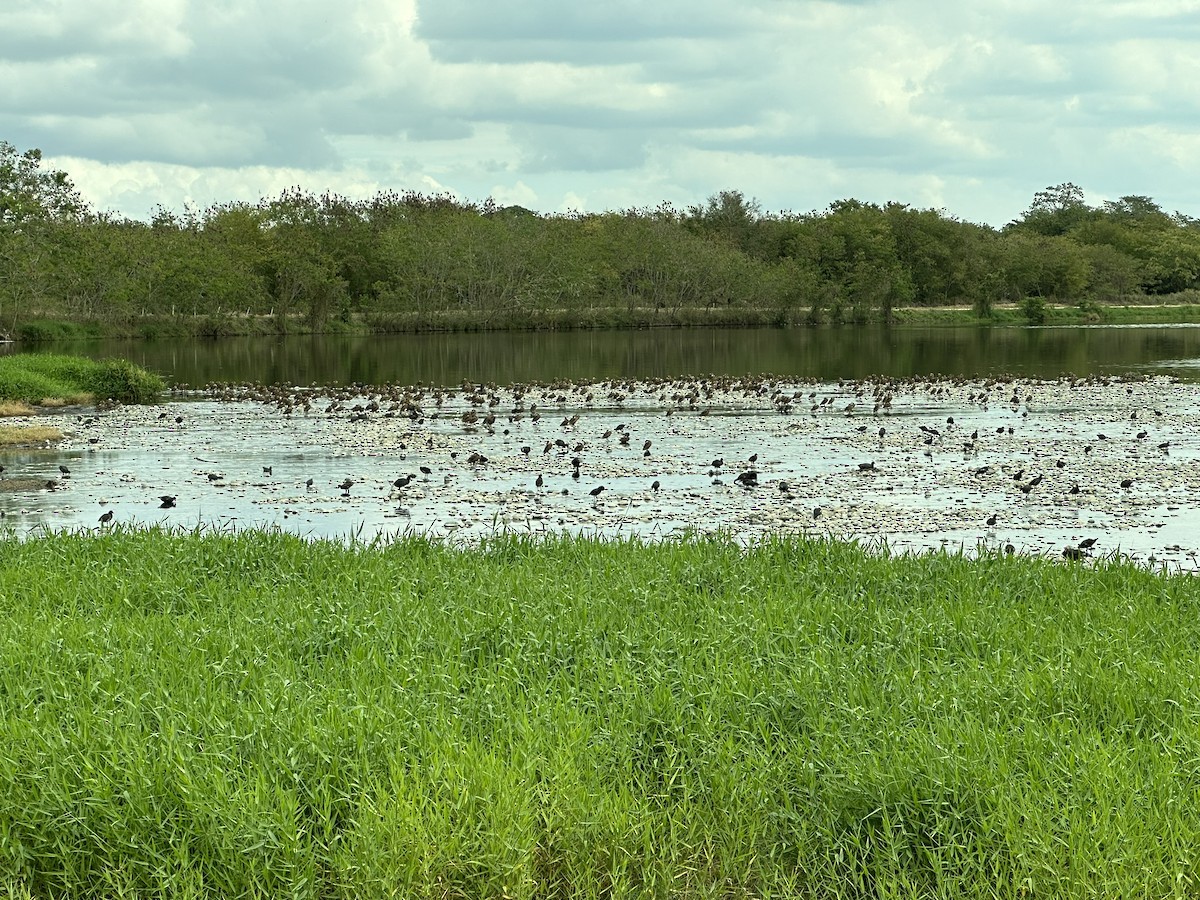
[5,325,1200,386]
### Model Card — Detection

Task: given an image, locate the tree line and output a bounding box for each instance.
[3,140,1199,336]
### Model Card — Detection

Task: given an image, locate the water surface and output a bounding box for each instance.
[7,324,1200,386]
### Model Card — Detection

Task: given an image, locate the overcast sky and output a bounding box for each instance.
[3,0,1199,227]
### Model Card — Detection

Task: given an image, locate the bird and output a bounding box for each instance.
[589,486,605,497]
[813,506,822,519]
[1062,547,1086,561]
[536,474,544,488]
[857,461,876,472]
[98,510,114,525]
[158,495,176,508]
[651,480,660,492]
[338,478,354,493]
[1078,538,1098,550]
[207,473,222,482]
[58,465,70,477]
[262,466,272,476]
[986,514,997,526]
[1120,478,1134,489]
[305,478,315,490]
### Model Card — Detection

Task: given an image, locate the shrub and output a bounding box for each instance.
[1020,295,1046,324]
[88,359,165,404]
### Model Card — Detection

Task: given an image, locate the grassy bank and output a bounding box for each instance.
[11,298,1200,341]
[0,353,164,408]
[1,530,1198,898]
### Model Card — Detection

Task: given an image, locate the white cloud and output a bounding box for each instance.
[3,0,1198,226]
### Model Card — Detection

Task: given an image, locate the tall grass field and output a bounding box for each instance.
[1,530,1197,898]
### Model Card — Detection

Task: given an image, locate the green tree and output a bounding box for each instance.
[0,141,88,226]
[1011,183,1094,236]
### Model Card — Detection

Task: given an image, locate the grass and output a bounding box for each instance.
[0,424,63,447]
[0,529,1198,898]
[0,401,36,417]
[0,353,164,405]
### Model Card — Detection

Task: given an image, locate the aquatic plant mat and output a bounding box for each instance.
[2,530,1198,898]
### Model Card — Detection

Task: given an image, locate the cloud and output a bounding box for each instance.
[2,0,1198,226]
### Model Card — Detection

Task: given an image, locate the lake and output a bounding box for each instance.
[6,323,1200,386]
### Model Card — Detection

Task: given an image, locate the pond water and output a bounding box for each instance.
[3,326,1200,565]
[6,323,1200,386]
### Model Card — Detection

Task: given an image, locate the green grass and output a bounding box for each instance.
[0,353,164,405]
[1,529,1198,898]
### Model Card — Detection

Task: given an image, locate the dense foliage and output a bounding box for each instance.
[3,140,1200,336]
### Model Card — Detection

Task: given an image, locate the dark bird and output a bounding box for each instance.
[419,466,433,476]
[651,480,660,491]
[305,478,315,490]
[1005,543,1016,555]
[813,506,822,519]
[339,478,354,492]
[1078,538,1098,550]
[748,453,758,462]
[521,446,531,456]
[207,473,222,482]
[1062,547,1086,561]
[589,486,605,497]
[1120,478,1134,488]
[98,510,114,525]
[1068,483,1080,495]
[535,474,544,488]
[158,495,176,508]
[175,416,183,425]
[735,470,758,487]
[58,465,70,477]
[857,461,876,472]
[986,514,998,526]
[262,466,272,476]
[778,480,791,493]
[643,440,652,452]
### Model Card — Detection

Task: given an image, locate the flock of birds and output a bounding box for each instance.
[1,371,1181,561]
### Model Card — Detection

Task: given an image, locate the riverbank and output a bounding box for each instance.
[0,529,1196,897]
[7,296,1200,342]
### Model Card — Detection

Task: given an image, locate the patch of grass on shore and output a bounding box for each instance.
[0,424,63,447]
[0,400,36,417]
[0,353,164,405]
[1,529,1198,898]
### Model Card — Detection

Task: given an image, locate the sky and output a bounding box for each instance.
[3,0,1200,228]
